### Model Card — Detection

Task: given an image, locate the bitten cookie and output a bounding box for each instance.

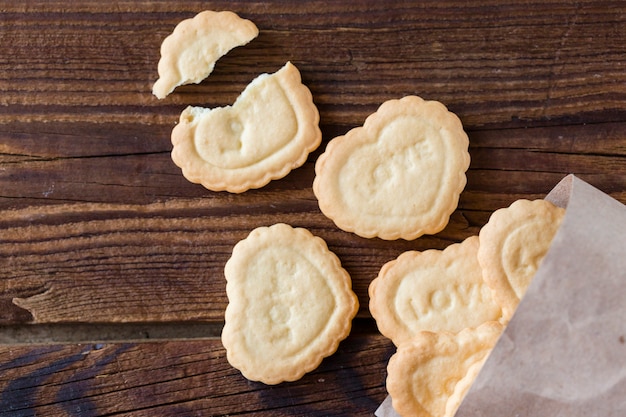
[152,10,259,99]
[386,322,503,417]
[478,199,565,320]
[313,95,470,240]
[221,223,359,385]
[369,236,502,346]
[171,62,322,193]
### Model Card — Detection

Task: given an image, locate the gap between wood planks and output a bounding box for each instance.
[0,322,222,344]
[0,318,376,344]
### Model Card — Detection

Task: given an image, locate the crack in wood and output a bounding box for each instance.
[0,322,224,344]
[0,151,171,165]
[0,318,378,344]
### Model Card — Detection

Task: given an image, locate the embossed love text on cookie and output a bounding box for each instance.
[221,223,358,384]
[313,96,470,240]
[369,236,502,346]
[478,199,565,320]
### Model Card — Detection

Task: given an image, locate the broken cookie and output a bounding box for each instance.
[170,62,322,193]
[153,10,259,99]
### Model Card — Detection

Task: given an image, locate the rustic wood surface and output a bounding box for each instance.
[1,1,626,415]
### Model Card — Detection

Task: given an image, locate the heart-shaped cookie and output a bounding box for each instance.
[171,62,322,192]
[152,10,259,99]
[369,236,503,347]
[221,223,359,384]
[313,95,470,240]
[478,199,565,320]
[386,322,503,417]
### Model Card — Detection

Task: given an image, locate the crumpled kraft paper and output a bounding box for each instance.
[376,174,626,417]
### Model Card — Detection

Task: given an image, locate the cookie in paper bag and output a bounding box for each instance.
[443,356,485,417]
[153,10,259,99]
[313,95,470,240]
[369,236,502,346]
[171,62,322,192]
[478,199,565,320]
[386,322,503,417]
[221,223,358,384]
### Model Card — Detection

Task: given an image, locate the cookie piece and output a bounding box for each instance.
[313,95,470,240]
[221,223,359,384]
[478,199,565,320]
[171,62,322,193]
[369,236,502,346]
[386,322,503,417]
[444,359,484,417]
[153,10,259,99]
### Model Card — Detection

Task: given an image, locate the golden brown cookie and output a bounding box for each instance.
[444,359,484,417]
[170,62,322,193]
[153,10,259,99]
[221,223,359,384]
[386,322,503,417]
[478,199,565,320]
[313,95,470,240]
[369,236,503,346]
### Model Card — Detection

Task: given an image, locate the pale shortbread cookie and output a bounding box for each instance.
[221,223,359,384]
[444,359,484,417]
[369,236,502,346]
[313,95,470,240]
[153,10,258,99]
[171,62,322,193]
[386,322,503,417]
[478,199,565,320]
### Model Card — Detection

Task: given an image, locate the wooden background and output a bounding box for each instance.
[1,1,626,415]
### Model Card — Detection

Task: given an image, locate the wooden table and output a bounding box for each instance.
[1,1,625,415]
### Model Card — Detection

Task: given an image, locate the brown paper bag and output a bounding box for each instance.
[376,174,626,417]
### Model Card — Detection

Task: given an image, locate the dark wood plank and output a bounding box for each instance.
[0,335,393,416]
[1,1,626,128]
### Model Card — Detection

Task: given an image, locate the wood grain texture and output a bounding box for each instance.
[0,335,393,416]
[1,0,626,415]
[2,1,626,127]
